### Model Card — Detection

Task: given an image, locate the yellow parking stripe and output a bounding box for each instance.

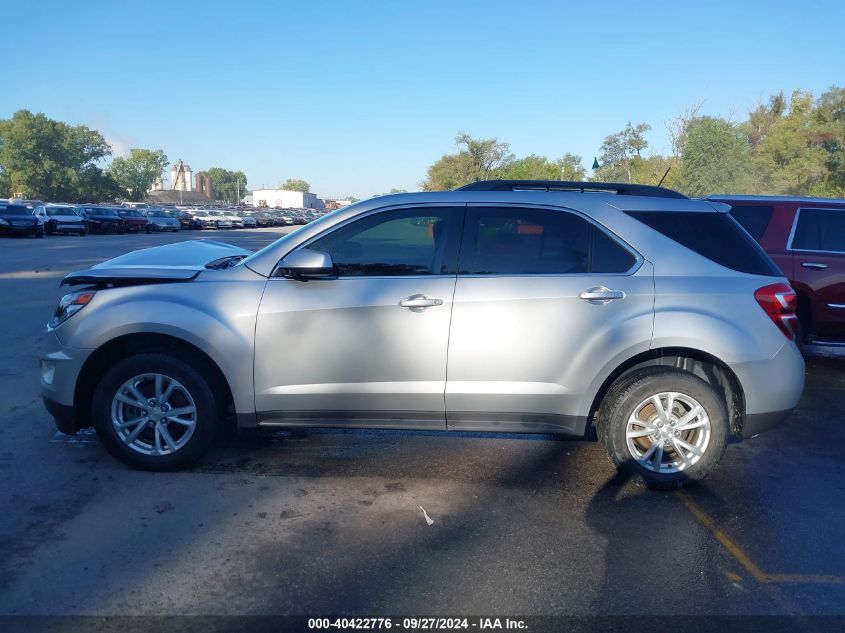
[675,490,845,585]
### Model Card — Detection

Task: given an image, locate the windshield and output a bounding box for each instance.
[87,207,119,216]
[239,205,348,270]
[146,209,168,217]
[46,207,79,217]
[118,210,142,217]
[0,205,30,216]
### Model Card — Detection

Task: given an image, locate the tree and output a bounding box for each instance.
[107,148,169,201]
[0,109,112,201]
[594,122,651,183]
[423,133,514,190]
[205,167,248,202]
[678,116,751,196]
[814,86,845,194]
[496,153,586,181]
[423,152,477,191]
[281,178,309,192]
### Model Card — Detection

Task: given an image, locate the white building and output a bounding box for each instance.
[171,160,193,192]
[251,188,320,209]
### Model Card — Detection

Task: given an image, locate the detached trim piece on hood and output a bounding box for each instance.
[61,268,202,287]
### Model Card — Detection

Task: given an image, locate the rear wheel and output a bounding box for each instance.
[92,353,218,470]
[598,368,729,489]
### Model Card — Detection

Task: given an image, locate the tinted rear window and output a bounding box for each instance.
[626,211,781,276]
[792,208,845,253]
[728,205,773,242]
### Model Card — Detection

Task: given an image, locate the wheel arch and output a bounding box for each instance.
[73,332,237,433]
[589,347,746,436]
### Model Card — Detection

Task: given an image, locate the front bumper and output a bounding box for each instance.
[53,222,86,232]
[40,330,93,434]
[89,221,123,233]
[1,223,42,235]
[730,341,805,438]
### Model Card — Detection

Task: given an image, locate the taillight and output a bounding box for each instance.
[754,283,798,340]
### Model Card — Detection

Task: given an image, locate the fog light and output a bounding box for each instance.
[41,360,56,385]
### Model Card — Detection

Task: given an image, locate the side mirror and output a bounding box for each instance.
[276,249,335,280]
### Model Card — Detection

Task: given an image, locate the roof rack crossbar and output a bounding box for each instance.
[455,180,687,199]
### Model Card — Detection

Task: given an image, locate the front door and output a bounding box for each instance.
[445,204,655,433]
[254,204,464,428]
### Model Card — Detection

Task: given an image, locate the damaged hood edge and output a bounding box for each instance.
[60,239,252,287]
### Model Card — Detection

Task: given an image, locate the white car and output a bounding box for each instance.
[222,210,245,228]
[34,204,87,236]
[192,209,225,229]
[204,211,234,229]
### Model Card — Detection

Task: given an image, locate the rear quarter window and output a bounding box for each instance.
[626,210,782,276]
[727,205,773,242]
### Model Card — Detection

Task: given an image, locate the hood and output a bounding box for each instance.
[61,239,252,286]
[50,214,85,222]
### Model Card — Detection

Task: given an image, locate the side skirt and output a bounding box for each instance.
[253,410,588,436]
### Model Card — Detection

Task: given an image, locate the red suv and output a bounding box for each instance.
[708,195,845,344]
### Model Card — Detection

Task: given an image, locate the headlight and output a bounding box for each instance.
[0,218,8,226]
[49,290,96,329]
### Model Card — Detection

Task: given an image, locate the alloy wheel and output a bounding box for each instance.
[625,391,711,474]
[110,373,198,456]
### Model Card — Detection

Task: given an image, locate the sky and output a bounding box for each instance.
[3,0,844,199]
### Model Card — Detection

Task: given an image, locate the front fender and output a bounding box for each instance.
[55,279,266,415]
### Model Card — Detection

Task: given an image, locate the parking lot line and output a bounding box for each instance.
[676,490,845,586]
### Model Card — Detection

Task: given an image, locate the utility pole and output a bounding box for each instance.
[236,177,240,205]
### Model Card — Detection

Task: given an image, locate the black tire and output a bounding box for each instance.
[35,230,44,238]
[92,352,219,471]
[79,229,87,236]
[598,367,729,490]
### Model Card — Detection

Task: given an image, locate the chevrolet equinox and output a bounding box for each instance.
[41,181,805,489]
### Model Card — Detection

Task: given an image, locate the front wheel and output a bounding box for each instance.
[598,368,729,490]
[92,353,219,470]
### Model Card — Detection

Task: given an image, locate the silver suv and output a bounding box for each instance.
[40,181,805,489]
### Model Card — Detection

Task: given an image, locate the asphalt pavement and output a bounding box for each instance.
[0,228,843,617]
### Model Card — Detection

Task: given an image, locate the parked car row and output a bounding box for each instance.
[0,199,329,238]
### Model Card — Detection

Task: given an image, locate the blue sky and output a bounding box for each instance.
[3,0,844,199]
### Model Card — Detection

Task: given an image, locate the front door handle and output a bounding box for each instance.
[399,294,444,309]
[802,262,828,270]
[579,286,626,303]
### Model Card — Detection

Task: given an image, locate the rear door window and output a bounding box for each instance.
[461,206,636,275]
[728,205,773,242]
[626,210,781,276]
[791,208,845,253]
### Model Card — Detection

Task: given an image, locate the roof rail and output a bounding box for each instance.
[455,180,688,199]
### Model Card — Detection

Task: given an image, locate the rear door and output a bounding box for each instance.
[789,207,845,339]
[445,204,655,433]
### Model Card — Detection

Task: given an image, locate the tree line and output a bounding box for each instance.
[0,110,248,203]
[422,87,845,198]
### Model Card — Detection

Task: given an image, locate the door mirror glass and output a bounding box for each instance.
[276,249,334,280]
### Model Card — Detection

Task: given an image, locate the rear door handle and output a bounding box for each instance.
[579,287,626,302]
[801,262,828,270]
[399,294,443,309]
